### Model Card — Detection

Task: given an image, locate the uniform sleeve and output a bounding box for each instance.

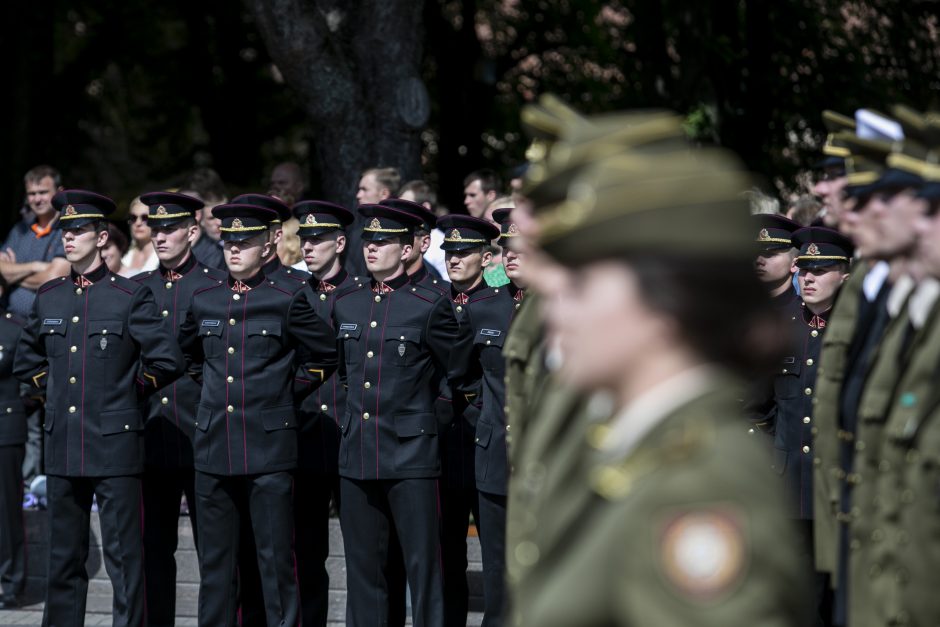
[177,301,206,383]
[13,306,49,391]
[288,290,338,391]
[426,296,479,391]
[128,285,185,394]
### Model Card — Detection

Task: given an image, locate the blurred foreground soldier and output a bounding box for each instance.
[753,214,801,305]
[132,191,226,627]
[754,226,852,626]
[813,111,856,231]
[0,309,26,609]
[14,190,184,626]
[293,200,357,627]
[840,107,940,627]
[864,166,940,627]
[436,214,507,627]
[518,139,809,627]
[177,203,337,626]
[333,204,474,627]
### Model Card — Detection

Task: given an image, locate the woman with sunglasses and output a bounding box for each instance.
[120,196,159,276]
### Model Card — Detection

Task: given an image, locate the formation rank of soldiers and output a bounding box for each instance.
[1,96,939,627]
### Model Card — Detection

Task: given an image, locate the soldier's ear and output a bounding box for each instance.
[400,242,413,261]
[335,234,347,255]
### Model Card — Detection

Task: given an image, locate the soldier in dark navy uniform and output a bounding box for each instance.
[0,309,27,610]
[380,198,449,295]
[333,204,475,627]
[754,214,802,307]
[14,189,185,627]
[436,213,517,627]
[757,227,852,626]
[234,192,311,287]
[132,191,227,627]
[291,199,357,626]
[177,202,337,627]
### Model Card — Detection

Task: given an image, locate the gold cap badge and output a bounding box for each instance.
[807,243,820,256]
[758,228,769,241]
[64,205,76,216]
[231,218,244,229]
[304,213,318,225]
[508,223,519,235]
[450,229,462,241]
[370,218,382,229]
[156,205,168,216]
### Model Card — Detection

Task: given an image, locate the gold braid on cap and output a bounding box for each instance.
[363,217,408,233]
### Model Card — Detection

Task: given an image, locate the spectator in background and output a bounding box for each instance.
[0,165,70,483]
[463,169,502,218]
[180,168,227,270]
[267,162,308,270]
[399,180,447,278]
[482,196,512,287]
[103,223,130,275]
[121,197,159,275]
[347,167,401,277]
[787,195,823,226]
[744,187,782,216]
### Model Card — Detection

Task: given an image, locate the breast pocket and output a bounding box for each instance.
[773,356,802,400]
[385,326,422,367]
[474,329,506,372]
[88,320,124,359]
[40,320,66,357]
[200,320,224,358]
[246,320,282,360]
[337,324,362,365]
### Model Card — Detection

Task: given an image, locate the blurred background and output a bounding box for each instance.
[1,0,938,231]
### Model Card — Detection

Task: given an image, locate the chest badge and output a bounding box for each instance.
[100,336,108,351]
[398,343,406,357]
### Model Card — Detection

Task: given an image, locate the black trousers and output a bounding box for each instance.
[340,477,444,627]
[0,445,25,600]
[294,471,339,627]
[477,491,507,627]
[44,475,145,627]
[194,471,298,627]
[142,466,198,627]
[439,483,479,627]
[21,407,42,481]
[796,520,834,627]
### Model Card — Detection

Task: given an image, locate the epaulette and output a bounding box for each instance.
[200,265,227,282]
[107,273,139,295]
[131,270,155,283]
[1,310,25,327]
[405,282,443,304]
[38,276,68,294]
[335,282,368,302]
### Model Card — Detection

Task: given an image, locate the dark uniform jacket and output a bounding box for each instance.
[332,272,475,480]
[0,311,26,446]
[132,254,226,468]
[14,264,185,477]
[469,284,522,496]
[178,271,337,476]
[263,256,310,287]
[765,302,829,519]
[295,268,358,475]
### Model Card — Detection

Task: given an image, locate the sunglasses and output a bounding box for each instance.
[127,214,149,224]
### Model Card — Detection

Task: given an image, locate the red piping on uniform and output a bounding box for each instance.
[225,298,233,475]
[80,288,89,475]
[241,294,249,474]
[374,298,391,479]
[359,297,376,480]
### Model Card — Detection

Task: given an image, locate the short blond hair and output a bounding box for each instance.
[277,217,303,266]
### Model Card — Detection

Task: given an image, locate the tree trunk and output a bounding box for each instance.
[245,0,427,208]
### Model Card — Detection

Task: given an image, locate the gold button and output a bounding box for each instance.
[71,316,79,323]
[399,335,405,341]
[321,404,328,411]
[5,407,11,414]
[782,368,788,374]
[70,346,77,353]
[486,340,491,345]
[69,376,76,384]
[284,421,289,426]
[806,358,814,366]
[165,282,173,289]
[228,347,235,354]
[344,333,350,338]
[227,405,234,413]
[363,412,370,420]
[124,424,130,430]
[101,329,107,335]
[367,351,374,358]
[515,303,521,310]
[320,294,327,301]
[370,321,377,328]
[364,382,371,389]
[233,294,241,300]
[506,424,511,431]
[804,387,812,396]
[802,445,810,453]
[229,318,236,326]
[803,416,811,424]
[375,295,382,303]
[68,406,76,413]
[811,330,819,337]
[456,305,463,313]
[261,329,267,335]
[161,310,169,317]
[75,288,82,295]
[161,397,169,405]
[226,376,234,383]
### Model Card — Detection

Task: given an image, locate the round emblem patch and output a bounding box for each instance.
[658,510,746,601]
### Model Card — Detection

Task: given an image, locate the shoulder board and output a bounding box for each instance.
[38,276,69,294]
[131,270,155,284]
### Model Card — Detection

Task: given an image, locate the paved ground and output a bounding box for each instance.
[0,511,484,626]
